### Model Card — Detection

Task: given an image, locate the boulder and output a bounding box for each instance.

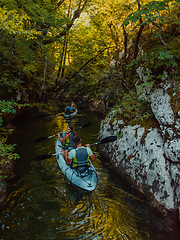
[98,83,180,220]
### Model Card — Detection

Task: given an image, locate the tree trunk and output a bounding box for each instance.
[122,26,128,79]
[130,2,144,86]
[61,36,68,78]
[55,38,66,85]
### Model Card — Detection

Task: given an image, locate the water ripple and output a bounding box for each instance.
[0,111,178,240]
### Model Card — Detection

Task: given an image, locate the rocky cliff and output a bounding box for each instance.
[98,80,180,220]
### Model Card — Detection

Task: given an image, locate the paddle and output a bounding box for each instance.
[75,122,92,129]
[34,153,58,161]
[34,135,117,161]
[90,136,117,145]
[34,122,92,143]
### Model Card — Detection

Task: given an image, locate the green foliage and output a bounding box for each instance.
[0,100,18,124]
[0,100,25,184]
[118,0,180,86]
[112,90,153,125]
[0,0,178,102]
[137,80,154,89]
[0,175,7,186]
[0,142,19,160]
[0,100,31,184]
[0,175,7,179]
[122,0,169,28]
[128,45,179,82]
[0,0,179,113]
[0,56,25,98]
[0,0,92,100]
[0,7,40,37]
[0,100,30,125]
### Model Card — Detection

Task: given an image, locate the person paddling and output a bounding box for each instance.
[64,101,76,115]
[70,101,76,111]
[58,125,75,151]
[64,135,95,170]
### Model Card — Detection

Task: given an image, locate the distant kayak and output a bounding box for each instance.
[63,108,78,118]
[55,133,98,191]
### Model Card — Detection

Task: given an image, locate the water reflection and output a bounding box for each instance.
[0,110,179,239]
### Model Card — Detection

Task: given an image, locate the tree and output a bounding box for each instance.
[0,0,91,100]
[122,0,180,86]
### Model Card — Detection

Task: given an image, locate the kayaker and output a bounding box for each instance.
[64,104,75,114]
[64,135,95,169]
[64,106,71,114]
[58,125,75,150]
[70,101,76,112]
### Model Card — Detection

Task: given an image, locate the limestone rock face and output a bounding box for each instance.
[150,89,174,125]
[98,85,180,217]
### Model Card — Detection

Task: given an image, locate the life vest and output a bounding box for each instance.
[70,106,75,112]
[71,147,90,168]
[64,132,74,150]
[65,106,71,114]
[71,103,76,109]
[65,106,74,114]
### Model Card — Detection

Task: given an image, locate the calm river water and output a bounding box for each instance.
[0,110,179,239]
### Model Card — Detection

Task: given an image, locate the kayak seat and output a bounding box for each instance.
[77,166,88,172]
[76,166,89,177]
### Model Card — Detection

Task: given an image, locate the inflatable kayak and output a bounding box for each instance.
[63,108,78,119]
[55,133,98,191]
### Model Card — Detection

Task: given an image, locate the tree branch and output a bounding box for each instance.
[70,47,109,79]
[57,0,66,7]
[43,0,88,45]
[130,2,145,82]
[136,0,167,47]
[35,41,48,98]
[122,26,128,79]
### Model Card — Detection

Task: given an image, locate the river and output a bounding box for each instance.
[0,109,179,239]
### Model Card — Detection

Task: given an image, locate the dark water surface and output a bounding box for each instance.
[0,110,179,240]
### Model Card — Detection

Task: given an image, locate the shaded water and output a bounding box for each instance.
[0,110,179,239]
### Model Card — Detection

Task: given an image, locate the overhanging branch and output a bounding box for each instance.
[43,0,89,45]
[70,47,109,79]
[136,0,167,47]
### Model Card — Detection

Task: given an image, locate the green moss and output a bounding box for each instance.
[110,88,154,128]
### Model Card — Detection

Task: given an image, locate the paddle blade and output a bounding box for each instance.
[100,136,117,144]
[75,122,92,130]
[35,134,57,142]
[82,122,92,128]
[90,136,117,146]
[34,154,51,161]
[35,136,48,143]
